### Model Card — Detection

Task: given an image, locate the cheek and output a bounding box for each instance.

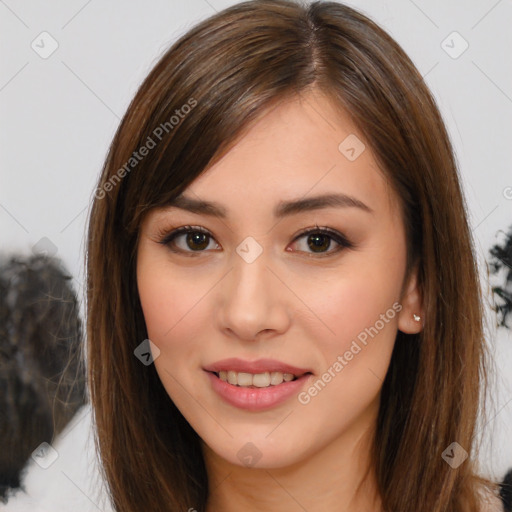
[136,261,207,404]
[294,272,401,427]
[301,264,402,346]
[137,268,175,340]
[294,245,405,397]
[137,257,200,346]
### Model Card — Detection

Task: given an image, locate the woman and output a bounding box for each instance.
[86,1,505,510]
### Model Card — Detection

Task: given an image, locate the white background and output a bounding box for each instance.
[1,0,511,510]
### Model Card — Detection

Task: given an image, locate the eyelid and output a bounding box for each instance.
[292,224,354,250]
[156,224,213,248]
[157,224,355,256]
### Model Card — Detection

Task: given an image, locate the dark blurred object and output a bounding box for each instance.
[501,468,512,512]
[489,225,512,329]
[0,254,86,502]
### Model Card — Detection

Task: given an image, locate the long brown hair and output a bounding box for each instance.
[86,1,498,510]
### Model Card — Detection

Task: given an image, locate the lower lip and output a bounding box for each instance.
[205,371,312,411]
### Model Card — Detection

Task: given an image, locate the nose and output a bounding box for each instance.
[215,246,292,341]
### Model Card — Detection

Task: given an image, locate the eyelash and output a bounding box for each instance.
[157,224,355,258]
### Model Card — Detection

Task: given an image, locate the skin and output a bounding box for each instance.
[136,88,423,512]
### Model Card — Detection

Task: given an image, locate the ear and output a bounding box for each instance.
[397,265,423,334]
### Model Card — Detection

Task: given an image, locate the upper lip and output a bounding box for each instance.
[204,358,312,376]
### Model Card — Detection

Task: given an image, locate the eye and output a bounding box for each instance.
[157,224,354,257]
[289,225,354,257]
[158,225,219,254]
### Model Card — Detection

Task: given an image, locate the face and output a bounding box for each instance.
[136,89,422,469]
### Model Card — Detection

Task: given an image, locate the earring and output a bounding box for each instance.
[413,314,421,322]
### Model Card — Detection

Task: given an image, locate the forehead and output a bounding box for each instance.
[149,90,398,224]
[201,91,388,198]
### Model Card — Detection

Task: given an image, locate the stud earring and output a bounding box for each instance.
[413,314,421,322]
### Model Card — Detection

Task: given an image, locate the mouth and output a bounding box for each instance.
[210,370,312,388]
[205,369,313,411]
[203,358,314,410]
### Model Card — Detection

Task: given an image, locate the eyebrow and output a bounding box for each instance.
[163,192,373,218]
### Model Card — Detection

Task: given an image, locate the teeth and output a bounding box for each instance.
[237,372,253,387]
[252,372,270,387]
[270,372,284,385]
[217,370,299,387]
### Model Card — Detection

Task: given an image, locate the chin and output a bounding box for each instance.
[202,430,313,470]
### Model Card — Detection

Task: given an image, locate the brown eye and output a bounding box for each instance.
[306,233,332,253]
[290,227,354,256]
[158,225,354,257]
[183,231,210,251]
[159,226,219,253]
